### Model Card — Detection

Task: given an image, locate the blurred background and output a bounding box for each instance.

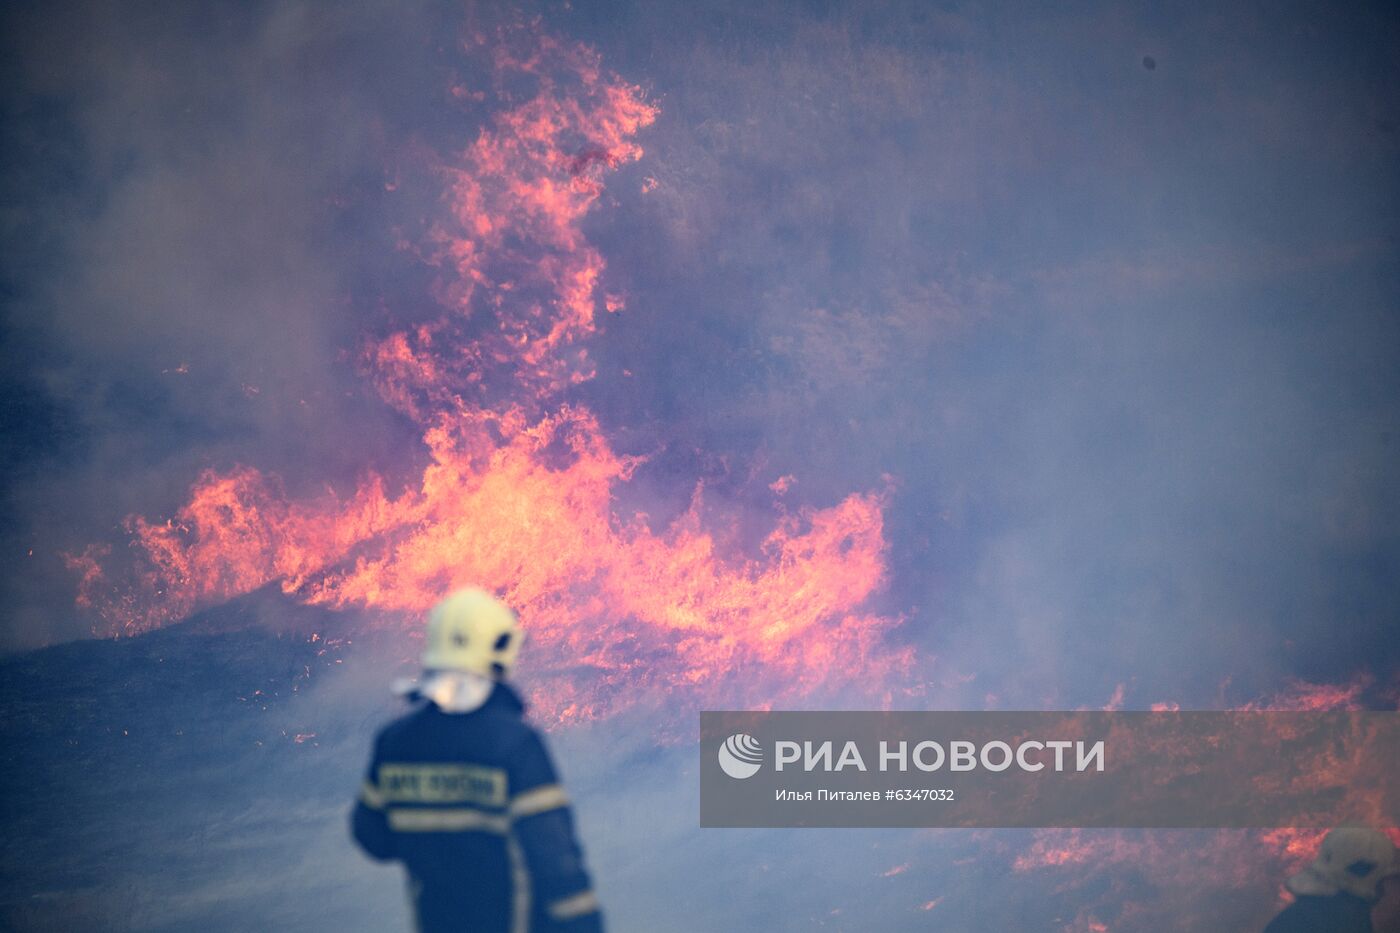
[2,1,1397,929]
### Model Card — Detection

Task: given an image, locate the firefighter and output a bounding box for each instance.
[1262,826,1399,933]
[351,588,603,933]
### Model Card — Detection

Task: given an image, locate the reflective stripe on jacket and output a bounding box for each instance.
[351,683,603,933]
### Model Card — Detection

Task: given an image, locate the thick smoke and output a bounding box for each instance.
[21,8,912,724]
[3,1,1399,930]
[1,0,457,649]
[566,0,1400,709]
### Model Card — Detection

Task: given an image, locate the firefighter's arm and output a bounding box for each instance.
[509,731,603,932]
[350,736,397,862]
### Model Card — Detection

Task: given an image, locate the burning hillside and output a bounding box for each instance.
[10,6,1391,932]
[67,19,913,723]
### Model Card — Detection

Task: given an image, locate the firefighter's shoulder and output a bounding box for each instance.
[370,702,463,767]
[373,703,431,748]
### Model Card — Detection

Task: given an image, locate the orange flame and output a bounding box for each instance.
[1011,678,1396,928]
[70,20,911,722]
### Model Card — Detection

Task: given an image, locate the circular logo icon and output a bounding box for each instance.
[718,733,763,779]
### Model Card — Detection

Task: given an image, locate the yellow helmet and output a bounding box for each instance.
[421,588,523,678]
[1288,827,1400,903]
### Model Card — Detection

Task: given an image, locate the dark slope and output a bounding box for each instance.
[0,589,416,932]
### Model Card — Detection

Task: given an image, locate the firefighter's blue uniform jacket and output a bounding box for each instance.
[1262,892,1374,933]
[351,682,603,933]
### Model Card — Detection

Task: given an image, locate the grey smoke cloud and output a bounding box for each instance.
[1,3,1399,928]
[5,0,1398,701]
[1,0,455,648]
[569,0,1400,708]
